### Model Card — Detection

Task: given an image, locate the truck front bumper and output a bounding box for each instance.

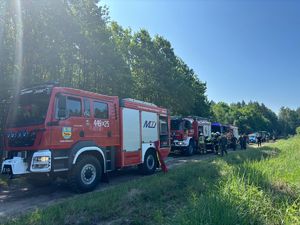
[1,150,52,175]
[171,140,190,152]
[1,157,29,175]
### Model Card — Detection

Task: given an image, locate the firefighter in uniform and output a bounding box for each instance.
[238,135,243,150]
[220,134,228,156]
[213,132,220,155]
[242,134,248,149]
[192,118,199,152]
[231,134,237,151]
[198,132,206,154]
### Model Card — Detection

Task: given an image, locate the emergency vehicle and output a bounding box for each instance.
[212,123,239,138]
[170,117,211,155]
[170,117,194,155]
[1,84,170,192]
[229,125,239,139]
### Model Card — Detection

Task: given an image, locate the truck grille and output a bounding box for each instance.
[7,131,36,147]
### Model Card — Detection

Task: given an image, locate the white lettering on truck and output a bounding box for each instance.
[143,121,157,128]
[94,120,110,128]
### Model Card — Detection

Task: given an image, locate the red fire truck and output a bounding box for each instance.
[170,117,196,155]
[1,84,170,192]
[170,117,212,155]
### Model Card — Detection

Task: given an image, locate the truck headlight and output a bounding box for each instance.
[33,156,50,162]
[31,150,51,172]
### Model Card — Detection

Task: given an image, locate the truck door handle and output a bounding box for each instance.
[79,130,85,137]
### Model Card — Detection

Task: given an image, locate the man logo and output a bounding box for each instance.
[143,120,157,128]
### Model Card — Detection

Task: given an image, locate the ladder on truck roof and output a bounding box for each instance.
[122,98,158,107]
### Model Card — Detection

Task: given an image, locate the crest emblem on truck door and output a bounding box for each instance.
[62,127,72,139]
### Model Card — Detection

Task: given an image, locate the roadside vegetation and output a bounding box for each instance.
[3,137,300,225]
[0,176,7,187]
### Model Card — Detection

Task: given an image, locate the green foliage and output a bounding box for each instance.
[0,0,210,130]
[279,107,300,136]
[211,101,279,134]
[296,126,300,135]
[4,138,300,225]
[110,24,210,116]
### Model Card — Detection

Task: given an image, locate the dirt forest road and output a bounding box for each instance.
[0,150,240,223]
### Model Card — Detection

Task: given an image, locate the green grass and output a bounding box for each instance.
[0,175,8,187]
[3,137,300,225]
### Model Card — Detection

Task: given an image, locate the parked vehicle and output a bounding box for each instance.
[248,133,257,143]
[229,125,239,139]
[170,117,214,155]
[1,84,170,192]
[170,117,195,156]
[211,122,224,134]
[257,131,270,142]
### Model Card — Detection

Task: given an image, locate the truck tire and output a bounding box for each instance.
[139,149,158,175]
[68,155,102,193]
[185,142,194,156]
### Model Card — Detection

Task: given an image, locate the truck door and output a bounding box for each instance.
[50,94,86,149]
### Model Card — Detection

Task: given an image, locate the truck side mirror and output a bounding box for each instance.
[57,95,67,119]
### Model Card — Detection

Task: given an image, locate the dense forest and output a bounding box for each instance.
[0,0,299,136]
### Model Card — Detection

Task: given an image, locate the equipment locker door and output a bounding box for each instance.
[122,108,141,166]
[141,111,158,144]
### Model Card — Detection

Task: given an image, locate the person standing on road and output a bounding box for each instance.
[198,132,206,154]
[214,132,220,155]
[238,135,243,150]
[242,134,248,149]
[192,118,199,152]
[257,134,262,147]
[231,135,237,151]
[220,134,228,156]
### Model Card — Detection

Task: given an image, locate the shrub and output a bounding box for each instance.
[295,126,300,135]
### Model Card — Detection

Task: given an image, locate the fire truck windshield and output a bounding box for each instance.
[7,90,51,128]
[171,120,182,131]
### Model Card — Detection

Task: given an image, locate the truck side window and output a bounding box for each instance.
[67,97,82,117]
[84,99,91,118]
[94,102,108,119]
[159,116,170,147]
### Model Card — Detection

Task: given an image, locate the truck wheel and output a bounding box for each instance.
[139,149,158,175]
[26,174,55,187]
[68,155,102,193]
[185,142,194,156]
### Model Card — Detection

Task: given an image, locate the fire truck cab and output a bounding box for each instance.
[170,117,196,156]
[171,117,214,156]
[1,84,170,192]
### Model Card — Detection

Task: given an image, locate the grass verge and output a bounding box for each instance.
[3,137,300,225]
[0,178,7,187]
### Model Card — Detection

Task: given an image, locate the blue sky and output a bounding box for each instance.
[100,0,300,113]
